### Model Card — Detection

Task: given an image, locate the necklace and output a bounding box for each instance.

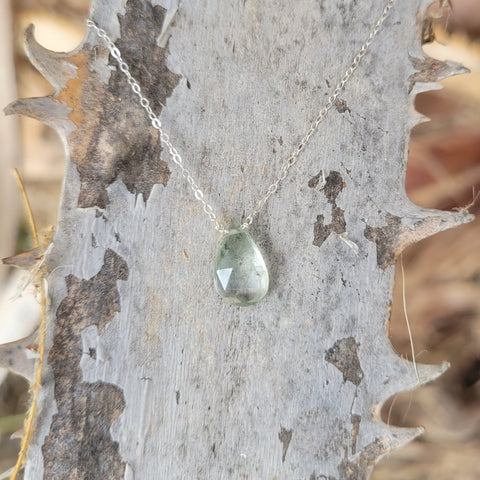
[86,0,396,307]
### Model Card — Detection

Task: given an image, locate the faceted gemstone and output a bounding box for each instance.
[214,225,269,306]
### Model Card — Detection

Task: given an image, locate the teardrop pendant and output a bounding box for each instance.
[214,224,269,306]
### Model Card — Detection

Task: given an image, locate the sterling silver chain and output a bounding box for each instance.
[86,0,396,234]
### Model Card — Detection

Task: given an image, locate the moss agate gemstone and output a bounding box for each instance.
[214,227,269,306]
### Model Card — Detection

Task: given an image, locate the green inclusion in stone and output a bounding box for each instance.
[214,224,269,306]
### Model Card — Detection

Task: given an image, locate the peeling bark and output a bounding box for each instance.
[43,250,127,479]
[325,337,364,386]
[312,171,347,248]
[364,213,403,269]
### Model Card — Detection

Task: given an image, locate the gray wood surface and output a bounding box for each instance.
[7,0,473,478]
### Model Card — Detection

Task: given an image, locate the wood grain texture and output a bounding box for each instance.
[7,0,474,478]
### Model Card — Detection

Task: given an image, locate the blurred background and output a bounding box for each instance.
[0,0,479,478]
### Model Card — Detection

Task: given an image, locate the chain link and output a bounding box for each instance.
[86,19,227,233]
[86,0,396,233]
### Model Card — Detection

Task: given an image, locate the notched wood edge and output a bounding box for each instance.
[364,211,474,269]
[4,97,72,133]
[0,330,38,381]
[24,24,77,93]
[409,55,469,92]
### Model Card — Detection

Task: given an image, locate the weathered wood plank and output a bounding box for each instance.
[6,0,473,478]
